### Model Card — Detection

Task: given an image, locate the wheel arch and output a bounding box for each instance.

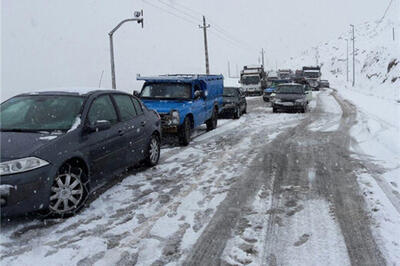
[59,156,90,184]
[185,113,195,129]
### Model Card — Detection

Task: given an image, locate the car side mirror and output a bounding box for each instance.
[87,120,111,132]
[133,91,140,97]
[194,90,203,99]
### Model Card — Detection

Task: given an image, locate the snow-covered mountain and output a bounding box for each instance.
[286,16,399,102]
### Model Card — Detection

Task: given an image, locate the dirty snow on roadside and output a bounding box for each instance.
[0,101,304,265]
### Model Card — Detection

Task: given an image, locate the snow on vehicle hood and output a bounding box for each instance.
[141,99,192,114]
[0,132,61,161]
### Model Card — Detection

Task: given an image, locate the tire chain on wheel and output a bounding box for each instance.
[39,165,90,219]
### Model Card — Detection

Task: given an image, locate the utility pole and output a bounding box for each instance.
[261,48,265,69]
[314,47,319,66]
[109,10,144,89]
[227,61,231,78]
[199,16,210,75]
[345,39,349,82]
[393,27,395,41]
[350,24,355,87]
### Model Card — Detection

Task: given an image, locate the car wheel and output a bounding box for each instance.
[179,117,191,146]
[47,164,88,218]
[233,106,240,119]
[206,108,218,131]
[145,134,161,166]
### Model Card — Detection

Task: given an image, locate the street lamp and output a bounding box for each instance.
[109,10,144,89]
[344,38,349,82]
[350,24,355,87]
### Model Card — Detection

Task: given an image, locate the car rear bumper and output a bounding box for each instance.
[245,91,263,96]
[219,106,236,116]
[0,165,54,217]
[273,103,305,110]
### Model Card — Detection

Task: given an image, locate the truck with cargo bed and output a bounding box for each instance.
[239,65,267,96]
[137,74,223,146]
[302,66,321,90]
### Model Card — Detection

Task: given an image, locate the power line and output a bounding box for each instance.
[158,0,255,51]
[141,0,198,26]
[143,0,252,53]
[378,0,394,23]
[157,0,200,22]
[208,30,249,51]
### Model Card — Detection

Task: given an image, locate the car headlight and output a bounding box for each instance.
[0,157,49,176]
[274,98,281,103]
[171,110,180,125]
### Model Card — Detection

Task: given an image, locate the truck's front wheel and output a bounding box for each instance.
[206,108,218,131]
[178,117,191,146]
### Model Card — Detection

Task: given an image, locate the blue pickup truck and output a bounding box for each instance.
[137,74,224,145]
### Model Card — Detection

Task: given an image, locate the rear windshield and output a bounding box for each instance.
[223,88,238,97]
[276,85,304,94]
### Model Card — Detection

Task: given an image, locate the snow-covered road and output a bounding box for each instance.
[1,91,397,265]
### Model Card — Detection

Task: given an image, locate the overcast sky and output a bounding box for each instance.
[1,0,393,100]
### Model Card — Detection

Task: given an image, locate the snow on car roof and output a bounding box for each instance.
[24,87,115,96]
[278,83,302,86]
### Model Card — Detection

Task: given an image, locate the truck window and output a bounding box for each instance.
[242,75,260,85]
[141,83,192,100]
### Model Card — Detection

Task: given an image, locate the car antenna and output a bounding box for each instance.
[98,70,104,88]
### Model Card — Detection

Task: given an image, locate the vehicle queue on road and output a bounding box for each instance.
[0,70,329,218]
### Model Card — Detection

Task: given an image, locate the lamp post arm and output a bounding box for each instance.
[109,18,143,36]
[108,17,144,89]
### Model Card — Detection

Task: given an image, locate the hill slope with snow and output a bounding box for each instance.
[286,16,399,101]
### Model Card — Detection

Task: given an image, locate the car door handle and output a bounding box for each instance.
[140,121,146,127]
[118,129,125,136]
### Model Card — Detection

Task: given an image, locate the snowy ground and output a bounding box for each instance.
[283,12,399,265]
[1,90,398,265]
[0,97,303,265]
[336,83,400,265]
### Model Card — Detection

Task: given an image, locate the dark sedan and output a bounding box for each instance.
[272,84,308,113]
[0,89,161,218]
[320,80,330,88]
[220,87,247,119]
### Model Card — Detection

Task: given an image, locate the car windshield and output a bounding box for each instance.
[276,85,304,94]
[241,75,260,85]
[141,83,192,100]
[0,95,84,132]
[223,88,238,97]
[304,71,320,78]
